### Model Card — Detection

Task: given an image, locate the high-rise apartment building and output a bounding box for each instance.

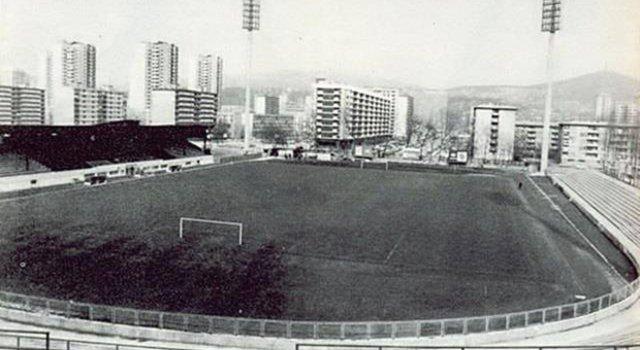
[0,85,46,125]
[195,54,214,92]
[395,95,414,139]
[150,89,217,126]
[470,105,517,163]
[42,41,97,124]
[315,80,392,144]
[595,93,614,122]
[371,88,399,136]
[60,41,96,89]
[216,57,223,96]
[129,41,179,121]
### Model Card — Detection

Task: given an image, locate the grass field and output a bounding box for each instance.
[0,161,634,321]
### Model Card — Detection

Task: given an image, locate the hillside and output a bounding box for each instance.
[445,71,640,132]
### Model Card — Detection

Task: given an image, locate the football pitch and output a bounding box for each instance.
[0,161,633,321]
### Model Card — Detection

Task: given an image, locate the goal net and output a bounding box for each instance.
[179,217,243,245]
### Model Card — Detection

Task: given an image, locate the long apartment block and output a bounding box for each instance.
[315,80,392,143]
[0,85,46,125]
[150,89,217,126]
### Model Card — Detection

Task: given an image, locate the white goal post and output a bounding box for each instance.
[179,217,243,245]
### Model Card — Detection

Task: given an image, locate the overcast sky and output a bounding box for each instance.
[0,0,638,90]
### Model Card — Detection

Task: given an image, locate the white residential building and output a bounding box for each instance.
[128,41,179,122]
[595,92,614,122]
[371,88,399,136]
[315,80,392,144]
[395,95,414,139]
[470,105,517,163]
[42,40,97,124]
[0,85,46,125]
[559,121,608,168]
[254,95,280,115]
[150,89,217,126]
[50,87,127,126]
[514,121,560,160]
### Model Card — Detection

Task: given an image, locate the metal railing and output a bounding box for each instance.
[0,278,638,340]
[0,330,639,350]
[0,330,49,350]
[0,330,203,350]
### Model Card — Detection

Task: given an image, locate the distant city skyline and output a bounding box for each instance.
[0,0,639,90]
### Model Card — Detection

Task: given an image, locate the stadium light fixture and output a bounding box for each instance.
[540,0,561,173]
[242,0,260,152]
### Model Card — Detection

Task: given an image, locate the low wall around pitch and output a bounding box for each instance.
[0,156,214,194]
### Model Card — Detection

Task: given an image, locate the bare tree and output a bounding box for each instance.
[406,115,422,146]
[259,123,292,147]
[409,120,438,161]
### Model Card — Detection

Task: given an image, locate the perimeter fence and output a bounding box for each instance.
[0,278,637,340]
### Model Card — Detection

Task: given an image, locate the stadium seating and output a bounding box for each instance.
[0,121,208,171]
[550,168,640,248]
[0,151,49,177]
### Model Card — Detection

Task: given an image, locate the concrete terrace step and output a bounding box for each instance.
[550,168,640,249]
[559,172,640,227]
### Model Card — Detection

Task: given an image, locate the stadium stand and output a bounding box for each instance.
[0,121,208,171]
[550,167,640,248]
[0,151,49,177]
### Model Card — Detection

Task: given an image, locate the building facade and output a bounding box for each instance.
[0,85,46,125]
[61,41,96,89]
[315,80,392,144]
[602,124,640,186]
[195,54,214,92]
[218,105,245,138]
[470,105,517,163]
[0,69,33,88]
[254,95,280,115]
[514,121,560,161]
[43,40,97,124]
[150,89,217,126]
[395,95,414,139]
[51,87,127,126]
[128,41,179,121]
[613,103,638,125]
[371,88,398,137]
[595,92,614,122]
[558,121,608,168]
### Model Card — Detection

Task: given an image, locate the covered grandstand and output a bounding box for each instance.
[0,121,209,172]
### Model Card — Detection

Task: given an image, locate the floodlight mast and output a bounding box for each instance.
[242,0,260,152]
[540,0,561,174]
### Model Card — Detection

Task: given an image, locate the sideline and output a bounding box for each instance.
[525,174,626,282]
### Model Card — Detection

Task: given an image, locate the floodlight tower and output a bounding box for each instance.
[540,0,561,173]
[242,0,260,152]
